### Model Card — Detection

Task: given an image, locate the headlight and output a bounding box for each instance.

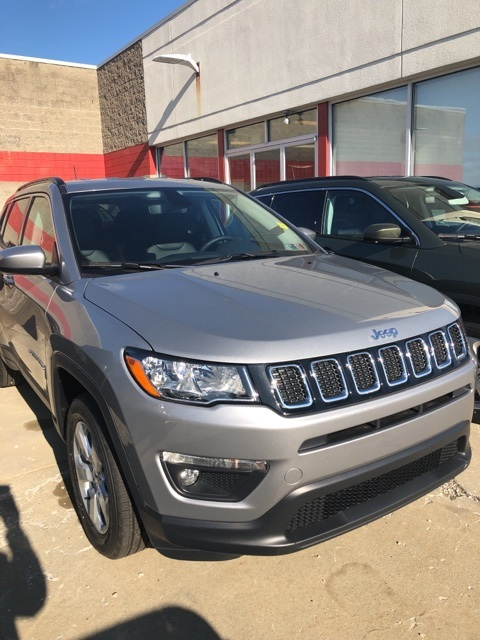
[124,349,257,404]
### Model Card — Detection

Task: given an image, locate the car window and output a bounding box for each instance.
[268,190,323,229]
[321,190,400,239]
[0,197,30,247]
[22,196,57,264]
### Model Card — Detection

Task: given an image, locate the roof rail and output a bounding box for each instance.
[187,176,225,184]
[253,175,368,189]
[16,176,67,194]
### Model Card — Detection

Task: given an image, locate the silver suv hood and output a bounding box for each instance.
[84,254,456,363]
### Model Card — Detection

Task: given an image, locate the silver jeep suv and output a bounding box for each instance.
[0,177,475,559]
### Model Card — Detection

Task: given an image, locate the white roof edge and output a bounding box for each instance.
[97,0,197,67]
[0,52,96,69]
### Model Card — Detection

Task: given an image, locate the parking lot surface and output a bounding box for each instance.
[1,384,480,640]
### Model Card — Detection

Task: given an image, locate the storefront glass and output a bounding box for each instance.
[285,143,316,180]
[413,67,480,184]
[227,123,265,150]
[160,143,184,178]
[269,109,317,142]
[229,154,251,191]
[255,149,280,187]
[333,87,407,176]
[187,134,219,179]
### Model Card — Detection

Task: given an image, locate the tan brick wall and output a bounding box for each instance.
[0,181,22,210]
[0,57,103,154]
[98,42,148,154]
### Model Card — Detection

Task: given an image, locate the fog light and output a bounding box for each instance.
[179,468,200,487]
[161,451,269,501]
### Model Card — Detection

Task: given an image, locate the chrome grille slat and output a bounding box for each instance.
[429,331,451,369]
[347,352,380,394]
[267,322,466,410]
[406,338,432,377]
[311,359,348,402]
[379,345,408,386]
[448,323,467,359]
[269,365,312,409]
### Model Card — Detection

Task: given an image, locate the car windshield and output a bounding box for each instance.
[380,183,480,238]
[65,185,315,272]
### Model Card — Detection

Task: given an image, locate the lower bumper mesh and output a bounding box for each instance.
[287,438,460,533]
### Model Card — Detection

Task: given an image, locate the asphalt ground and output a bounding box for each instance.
[1,383,480,640]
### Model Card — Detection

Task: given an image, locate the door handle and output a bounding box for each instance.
[3,274,15,286]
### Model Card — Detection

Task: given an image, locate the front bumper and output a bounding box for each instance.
[141,420,470,555]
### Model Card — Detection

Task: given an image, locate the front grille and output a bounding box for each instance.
[269,365,312,409]
[287,439,460,533]
[266,322,467,412]
[448,323,467,359]
[311,359,347,402]
[406,338,431,377]
[379,345,407,385]
[347,352,380,394]
[430,331,451,369]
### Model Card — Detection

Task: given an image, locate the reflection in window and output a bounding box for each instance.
[23,197,56,263]
[226,122,265,150]
[1,198,30,247]
[269,109,317,142]
[285,143,315,180]
[229,154,251,191]
[160,143,185,178]
[187,134,219,179]
[414,68,480,184]
[255,149,280,188]
[333,87,407,176]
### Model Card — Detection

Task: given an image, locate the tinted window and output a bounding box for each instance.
[22,196,57,264]
[268,190,324,229]
[1,197,30,247]
[321,190,399,239]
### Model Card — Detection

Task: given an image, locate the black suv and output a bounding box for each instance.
[252,176,480,353]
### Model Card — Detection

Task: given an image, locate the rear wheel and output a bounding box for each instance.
[464,322,480,421]
[0,358,21,388]
[66,395,145,558]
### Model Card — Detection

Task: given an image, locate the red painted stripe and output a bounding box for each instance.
[0,150,105,182]
[104,143,156,178]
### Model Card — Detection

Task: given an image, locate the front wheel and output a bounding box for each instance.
[66,395,145,558]
[464,322,480,421]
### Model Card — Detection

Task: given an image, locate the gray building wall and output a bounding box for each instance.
[142,0,480,146]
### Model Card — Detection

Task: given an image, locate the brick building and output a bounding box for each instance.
[1,0,480,207]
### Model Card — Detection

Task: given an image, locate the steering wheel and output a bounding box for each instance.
[200,236,236,251]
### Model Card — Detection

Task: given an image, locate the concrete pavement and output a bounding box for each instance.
[1,383,480,640]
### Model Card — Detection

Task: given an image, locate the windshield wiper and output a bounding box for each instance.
[192,250,289,265]
[438,233,480,240]
[79,261,181,270]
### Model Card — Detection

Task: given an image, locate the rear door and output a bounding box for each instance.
[256,189,325,231]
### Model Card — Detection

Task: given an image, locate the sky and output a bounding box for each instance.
[0,0,188,66]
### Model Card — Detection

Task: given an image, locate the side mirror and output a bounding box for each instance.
[0,245,59,276]
[297,227,317,242]
[363,223,410,244]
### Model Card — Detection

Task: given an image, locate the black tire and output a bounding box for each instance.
[464,322,480,421]
[66,394,145,559]
[0,357,20,388]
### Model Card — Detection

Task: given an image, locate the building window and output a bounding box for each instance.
[226,122,265,150]
[269,109,317,142]
[285,143,316,180]
[255,149,281,188]
[229,154,251,191]
[160,143,185,178]
[413,67,480,184]
[333,87,408,176]
[186,134,219,179]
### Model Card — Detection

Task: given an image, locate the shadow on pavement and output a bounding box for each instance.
[80,607,222,639]
[16,381,69,472]
[0,485,47,640]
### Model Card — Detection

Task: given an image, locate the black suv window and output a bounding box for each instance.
[321,189,400,239]
[264,190,324,229]
[1,197,30,247]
